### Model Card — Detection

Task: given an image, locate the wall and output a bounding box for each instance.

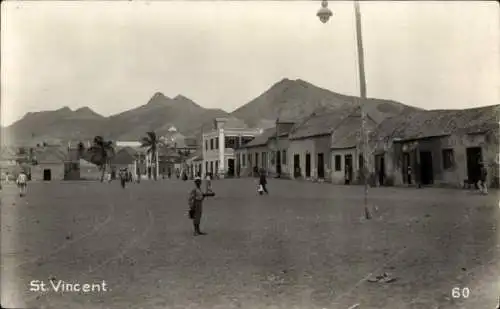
[288,135,330,180]
[330,148,359,184]
[31,163,65,181]
[386,131,499,188]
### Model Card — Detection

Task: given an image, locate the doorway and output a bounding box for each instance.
[344,154,353,184]
[227,159,235,177]
[466,147,482,184]
[305,153,311,178]
[419,151,434,185]
[317,153,325,179]
[375,154,386,186]
[43,169,51,181]
[402,152,412,184]
[276,150,282,176]
[293,154,301,178]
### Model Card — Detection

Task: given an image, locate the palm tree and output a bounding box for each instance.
[140,131,161,180]
[88,136,115,182]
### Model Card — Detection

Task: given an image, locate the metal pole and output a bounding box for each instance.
[354,0,371,219]
[275,117,280,178]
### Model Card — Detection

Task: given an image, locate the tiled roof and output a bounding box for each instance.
[111,147,136,165]
[32,146,67,163]
[242,128,276,148]
[371,105,500,142]
[288,107,355,140]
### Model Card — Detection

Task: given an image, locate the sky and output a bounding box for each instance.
[1,1,499,126]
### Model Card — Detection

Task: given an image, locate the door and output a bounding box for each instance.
[419,151,434,185]
[305,153,311,178]
[345,154,353,184]
[375,154,386,185]
[466,147,482,183]
[43,169,51,181]
[317,153,325,179]
[276,150,282,175]
[402,152,411,184]
[293,154,300,178]
[227,159,235,177]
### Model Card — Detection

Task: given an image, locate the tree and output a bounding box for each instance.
[88,136,115,182]
[140,131,162,181]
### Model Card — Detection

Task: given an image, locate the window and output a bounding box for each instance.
[282,150,287,165]
[215,137,219,149]
[335,155,342,171]
[205,140,208,151]
[262,152,267,168]
[255,153,259,167]
[358,154,364,170]
[242,154,246,167]
[210,139,214,150]
[442,149,454,169]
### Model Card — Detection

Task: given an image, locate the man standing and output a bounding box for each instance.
[119,168,127,189]
[17,171,28,197]
[188,177,213,236]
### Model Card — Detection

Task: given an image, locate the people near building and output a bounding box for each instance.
[205,172,213,193]
[119,168,127,188]
[259,168,269,194]
[188,176,212,236]
[407,166,412,185]
[345,166,351,185]
[16,171,28,197]
[478,163,488,195]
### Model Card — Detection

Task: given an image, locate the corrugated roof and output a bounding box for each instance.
[242,128,276,148]
[371,105,500,142]
[289,107,355,140]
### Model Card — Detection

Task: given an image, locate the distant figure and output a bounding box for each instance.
[259,168,269,195]
[478,163,488,195]
[407,166,412,185]
[345,167,351,185]
[205,173,213,193]
[17,171,28,197]
[119,169,127,188]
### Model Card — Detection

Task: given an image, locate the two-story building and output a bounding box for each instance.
[202,117,260,178]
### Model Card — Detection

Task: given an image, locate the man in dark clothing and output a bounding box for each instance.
[259,169,269,194]
[119,169,127,188]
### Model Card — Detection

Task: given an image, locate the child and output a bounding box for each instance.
[257,182,264,195]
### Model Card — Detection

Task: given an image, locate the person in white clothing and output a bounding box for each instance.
[17,172,28,197]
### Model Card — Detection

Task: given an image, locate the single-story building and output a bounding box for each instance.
[368,105,500,188]
[288,107,361,181]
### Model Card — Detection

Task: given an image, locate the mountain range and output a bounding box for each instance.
[1,78,420,146]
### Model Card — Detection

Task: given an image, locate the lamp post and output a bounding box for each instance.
[317,0,371,220]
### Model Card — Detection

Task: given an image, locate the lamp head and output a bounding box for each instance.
[317,0,332,23]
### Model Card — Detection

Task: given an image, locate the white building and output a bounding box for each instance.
[202,118,261,178]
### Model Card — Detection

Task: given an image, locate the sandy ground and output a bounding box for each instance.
[1,178,498,309]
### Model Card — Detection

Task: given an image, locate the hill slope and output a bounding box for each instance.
[230,78,421,126]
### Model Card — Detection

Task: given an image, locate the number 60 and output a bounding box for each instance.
[452,287,470,298]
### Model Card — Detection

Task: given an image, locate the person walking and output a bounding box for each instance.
[188,177,213,236]
[205,172,213,193]
[478,163,488,195]
[259,168,269,195]
[16,171,28,197]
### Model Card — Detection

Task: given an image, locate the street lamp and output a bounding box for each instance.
[317,0,371,220]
